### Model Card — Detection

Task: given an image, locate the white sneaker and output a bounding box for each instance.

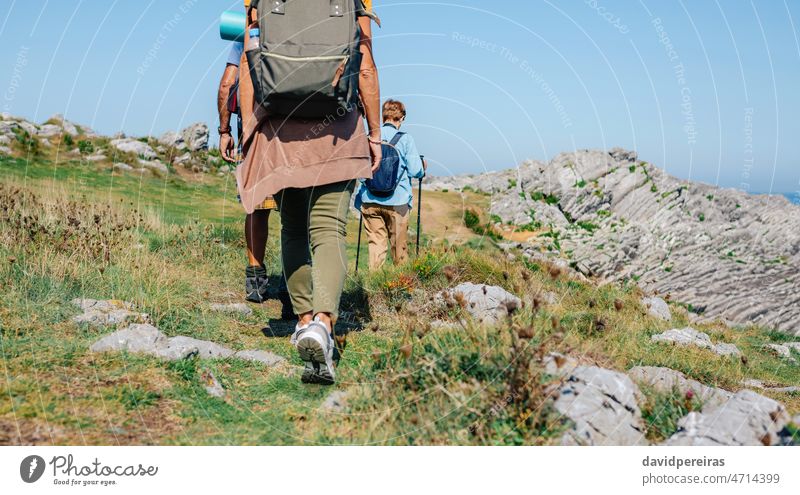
[292,316,335,385]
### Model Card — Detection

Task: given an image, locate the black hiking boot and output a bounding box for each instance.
[245,265,269,304]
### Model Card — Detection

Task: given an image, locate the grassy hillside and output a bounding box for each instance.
[1,149,798,445]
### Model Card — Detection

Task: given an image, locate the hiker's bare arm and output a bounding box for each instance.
[218,64,237,129]
[218,64,237,162]
[358,15,381,171]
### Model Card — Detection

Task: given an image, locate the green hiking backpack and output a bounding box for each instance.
[246,0,362,119]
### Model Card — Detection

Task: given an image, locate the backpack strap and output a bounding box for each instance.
[388,131,405,147]
[388,132,410,182]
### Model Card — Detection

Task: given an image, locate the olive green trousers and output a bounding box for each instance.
[275,180,355,320]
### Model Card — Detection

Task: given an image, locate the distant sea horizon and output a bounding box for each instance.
[748,192,799,204]
[774,193,799,205]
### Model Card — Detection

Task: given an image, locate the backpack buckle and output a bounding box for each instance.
[271,0,285,14]
[330,0,344,17]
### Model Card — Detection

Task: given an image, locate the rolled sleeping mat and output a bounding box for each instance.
[220,10,246,42]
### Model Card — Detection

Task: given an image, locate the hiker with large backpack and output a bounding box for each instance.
[217,33,294,318]
[236,0,382,385]
[355,99,426,270]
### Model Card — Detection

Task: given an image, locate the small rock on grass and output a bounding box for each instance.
[89,323,166,354]
[234,349,285,367]
[651,327,741,357]
[642,296,671,321]
[762,343,800,363]
[321,391,349,412]
[740,379,800,394]
[436,282,521,324]
[201,371,225,398]
[166,336,233,359]
[72,298,149,327]
[210,303,253,317]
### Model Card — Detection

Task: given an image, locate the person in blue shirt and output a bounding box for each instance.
[355,99,426,269]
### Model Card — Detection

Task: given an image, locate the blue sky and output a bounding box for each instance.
[1,0,798,193]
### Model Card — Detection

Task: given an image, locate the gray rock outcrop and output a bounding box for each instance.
[181,123,209,152]
[47,114,79,136]
[627,366,732,409]
[554,365,648,446]
[664,390,791,446]
[424,148,800,335]
[109,138,157,160]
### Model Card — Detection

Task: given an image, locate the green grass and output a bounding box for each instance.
[1,148,799,446]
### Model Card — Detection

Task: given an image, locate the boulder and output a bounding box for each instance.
[113,162,133,172]
[651,327,741,357]
[0,145,11,156]
[664,390,791,446]
[180,123,209,152]
[642,296,671,321]
[172,152,192,167]
[437,282,521,324]
[109,138,157,160]
[555,365,648,445]
[158,130,187,150]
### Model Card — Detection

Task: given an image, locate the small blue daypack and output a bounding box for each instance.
[364,131,406,197]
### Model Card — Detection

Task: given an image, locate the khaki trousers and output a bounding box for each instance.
[361,203,411,270]
[275,181,355,320]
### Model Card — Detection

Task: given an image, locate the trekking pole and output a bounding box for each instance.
[416,155,424,256]
[355,213,364,273]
